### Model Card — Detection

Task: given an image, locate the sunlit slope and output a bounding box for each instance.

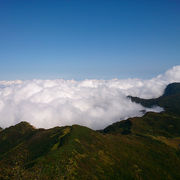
[0,123,180,180]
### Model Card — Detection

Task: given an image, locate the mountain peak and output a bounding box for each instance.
[14,121,35,129]
[163,82,180,97]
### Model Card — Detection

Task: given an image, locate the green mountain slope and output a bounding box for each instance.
[1,123,180,180]
[102,111,180,137]
[0,83,180,180]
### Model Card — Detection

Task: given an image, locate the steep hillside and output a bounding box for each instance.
[163,83,180,97]
[0,123,180,180]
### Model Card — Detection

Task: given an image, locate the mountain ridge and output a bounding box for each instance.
[128,82,180,115]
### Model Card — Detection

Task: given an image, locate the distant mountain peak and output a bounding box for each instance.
[128,82,180,115]
[163,82,180,97]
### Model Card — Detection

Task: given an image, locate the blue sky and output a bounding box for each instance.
[0,0,180,80]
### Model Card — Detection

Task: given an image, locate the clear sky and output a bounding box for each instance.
[0,0,180,80]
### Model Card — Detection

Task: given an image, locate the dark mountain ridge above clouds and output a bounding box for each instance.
[102,83,180,136]
[128,82,180,115]
[163,82,180,97]
[0,83,180,179]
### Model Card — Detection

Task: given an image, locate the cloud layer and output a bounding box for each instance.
[0,66,180,130]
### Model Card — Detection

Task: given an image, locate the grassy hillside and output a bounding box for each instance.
[102,112,180,137]
[1,123,180,180]
[0,83,180,180]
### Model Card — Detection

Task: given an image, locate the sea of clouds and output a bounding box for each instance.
[0,66,180,130]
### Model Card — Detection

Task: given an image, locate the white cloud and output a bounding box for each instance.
[0,66,180,130]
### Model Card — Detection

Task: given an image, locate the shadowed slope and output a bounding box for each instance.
[102,112,180,137]
[102,83,180,136]
[129,82,180,115]
[0,122,35,157]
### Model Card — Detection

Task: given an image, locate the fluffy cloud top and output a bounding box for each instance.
[0,66,180,130]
